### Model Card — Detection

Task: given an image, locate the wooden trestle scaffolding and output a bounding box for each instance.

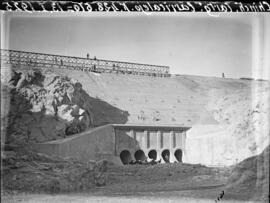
[0,49,170,77]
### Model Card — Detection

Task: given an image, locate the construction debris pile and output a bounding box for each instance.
[128,159,161,165]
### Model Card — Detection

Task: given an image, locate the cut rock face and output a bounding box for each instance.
[5,70,94,144]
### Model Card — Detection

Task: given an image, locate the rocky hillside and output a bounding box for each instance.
[210,82,270,159]
[2,69,95,144]
[1,66,269,166]
[2,69,127,145]
[186,80,269,166]
[225,145,269,201]
[212,82,270,161]
[1,66,269,202]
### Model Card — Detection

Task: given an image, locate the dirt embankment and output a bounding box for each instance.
[2,146,108,194]
[1,145,229,196]
[52,68,252,126]
[3,67,257,146]
[1,67,269,202]
[225,145,269,202]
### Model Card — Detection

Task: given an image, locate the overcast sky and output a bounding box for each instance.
[2,12,269,79]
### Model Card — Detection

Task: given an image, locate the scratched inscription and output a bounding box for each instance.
[1,1,270,12]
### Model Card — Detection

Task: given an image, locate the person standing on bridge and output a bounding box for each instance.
[222,72,225,78]
[87,53,89,59]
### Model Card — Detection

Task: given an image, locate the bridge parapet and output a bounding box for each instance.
[0,49,170,77]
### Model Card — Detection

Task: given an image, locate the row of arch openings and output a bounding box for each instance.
[120,149,182,165]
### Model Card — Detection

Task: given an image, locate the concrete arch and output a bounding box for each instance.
[148,149,157,160]
[174,149,183,163]
[120,150,132,165]
[161,149,170,163]
[134,150,146,161]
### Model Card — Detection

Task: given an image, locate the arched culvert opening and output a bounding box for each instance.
[174,149,183,163]
[148,150,157,160]
[134,150,146,161]
[120,150,132,165]
[161,149,170,163]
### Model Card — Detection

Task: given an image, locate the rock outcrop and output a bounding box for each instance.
[5,69,94,144]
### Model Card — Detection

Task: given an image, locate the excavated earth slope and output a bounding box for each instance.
[1,66,269,202]
[50,67,257,126]
[2,66,258,144]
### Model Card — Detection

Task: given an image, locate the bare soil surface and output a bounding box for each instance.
[2,189,259,203]
[2,147,269,203]
[2,147,230,202]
